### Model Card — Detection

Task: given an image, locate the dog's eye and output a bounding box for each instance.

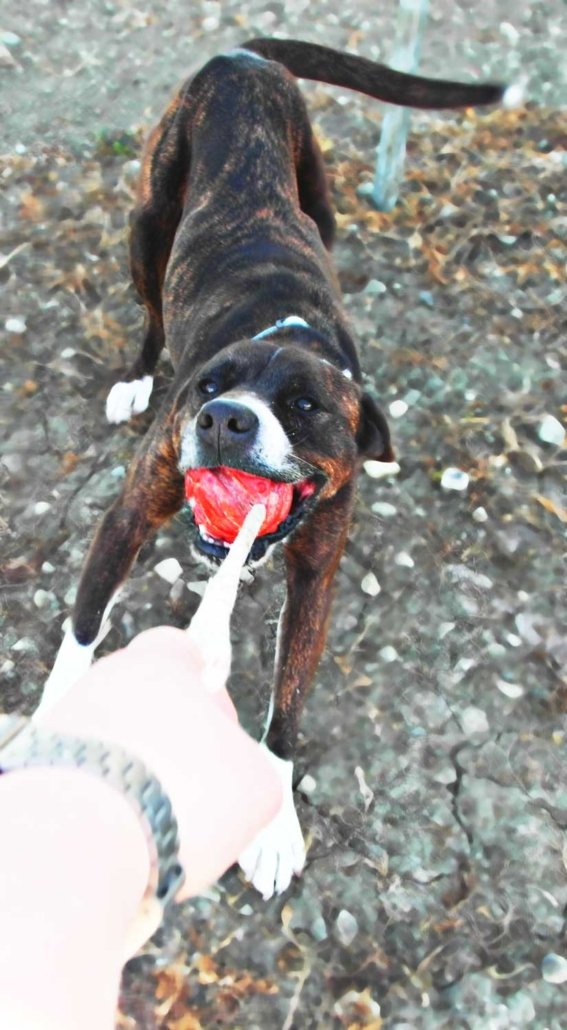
[292,397,318,413]
[198,378,219,397]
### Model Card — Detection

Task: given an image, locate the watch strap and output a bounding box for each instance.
[0,715,185,913]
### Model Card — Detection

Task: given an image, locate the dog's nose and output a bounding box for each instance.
[196,399,259,448]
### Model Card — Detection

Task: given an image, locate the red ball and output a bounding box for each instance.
[185,466,294,543]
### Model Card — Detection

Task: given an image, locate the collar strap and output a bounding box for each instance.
[252,315,310,340]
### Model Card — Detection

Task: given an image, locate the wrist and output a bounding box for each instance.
[0,766,149,1030]
[34,626,283,895]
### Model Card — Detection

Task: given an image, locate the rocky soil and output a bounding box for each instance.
[1,2,566,1027]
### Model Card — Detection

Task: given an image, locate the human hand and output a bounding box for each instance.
[35,504,280,898]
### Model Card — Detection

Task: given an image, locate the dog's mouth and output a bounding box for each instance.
[184,466,319,562]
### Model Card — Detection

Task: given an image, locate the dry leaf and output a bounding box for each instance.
[534,494,567,523]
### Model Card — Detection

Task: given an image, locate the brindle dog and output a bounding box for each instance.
[42,40,511,898]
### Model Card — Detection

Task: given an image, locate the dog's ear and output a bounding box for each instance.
[356,392,394,461]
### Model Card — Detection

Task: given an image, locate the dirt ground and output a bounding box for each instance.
[1,2,566,1027]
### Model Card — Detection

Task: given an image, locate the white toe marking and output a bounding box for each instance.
[502,82,525,109]
[35,624,96,718]
[239,749,305,900]
[106,376,153,423]
[35,594,119,718]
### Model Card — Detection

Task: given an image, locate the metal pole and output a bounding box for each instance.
[371,0,429,211]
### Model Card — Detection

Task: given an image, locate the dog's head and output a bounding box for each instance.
[173,338,393,563]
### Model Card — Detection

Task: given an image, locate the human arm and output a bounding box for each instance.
[0,627,281,1030]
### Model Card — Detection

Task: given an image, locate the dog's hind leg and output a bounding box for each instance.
[37,418,184,712]
[107,91,192,423]
[239,482,355,898]
[296,127,336,251]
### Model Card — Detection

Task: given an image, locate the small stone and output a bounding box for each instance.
[500,21,520,45]
[439,621,455,639]
[33,589,54,609]
[61,347,76,358]
[496,678,524,699]
[413,867,439,884]
[455,656,475,676]
[122,159,141,182]
[335,909,358,946]
[440,467,469,492]
[394,551,414,568]
[505,633,522,647]
[379,645,398,663]
[446,564,493,591]
[389,399,408,419]
[403,389,421,407]
[541,953,567,984]
[5,316,26,334]
[361,572,381,596]
[363,459,400,479]
[538,414,565,446]
[154,558,183,584]
[461,706,489,734]
[33,501,52,516]
[187,580,207,597]
[334,989,381,1021]
[418,290,434,307]
[298,773,317,794]
[0,30,22,47]
[487,641,507,659]
[371,501,397,517]
[515,612,542,646]
[354,766,374,810]
[0,43,17,68]
[472,506,488,523]
[41,561,55,574]
[310,916,328,942]
[363,278,387,295]
[1,659,15,675]
[12,637,36,653]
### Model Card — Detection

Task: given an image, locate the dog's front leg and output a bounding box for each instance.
[239,482,355,898]
[37,427,184,714]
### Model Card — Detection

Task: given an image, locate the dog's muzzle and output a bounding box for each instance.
[196,398,259,461]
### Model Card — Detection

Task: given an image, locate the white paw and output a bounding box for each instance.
[35,601,115,719]
[239,750,305,900]
[35,624,96,718]
[106,376,153,423]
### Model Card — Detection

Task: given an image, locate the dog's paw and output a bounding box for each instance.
[35,624,96,717]
[106,376,153,423]
[238,749,305,900]
[35,611,113,718]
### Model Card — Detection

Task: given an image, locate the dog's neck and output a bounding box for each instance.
[252,315,355,380]
[252,315,310,340]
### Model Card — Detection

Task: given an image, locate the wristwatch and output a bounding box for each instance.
[0,713,185,942]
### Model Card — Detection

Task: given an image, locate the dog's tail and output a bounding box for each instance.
[243,38,520,110]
